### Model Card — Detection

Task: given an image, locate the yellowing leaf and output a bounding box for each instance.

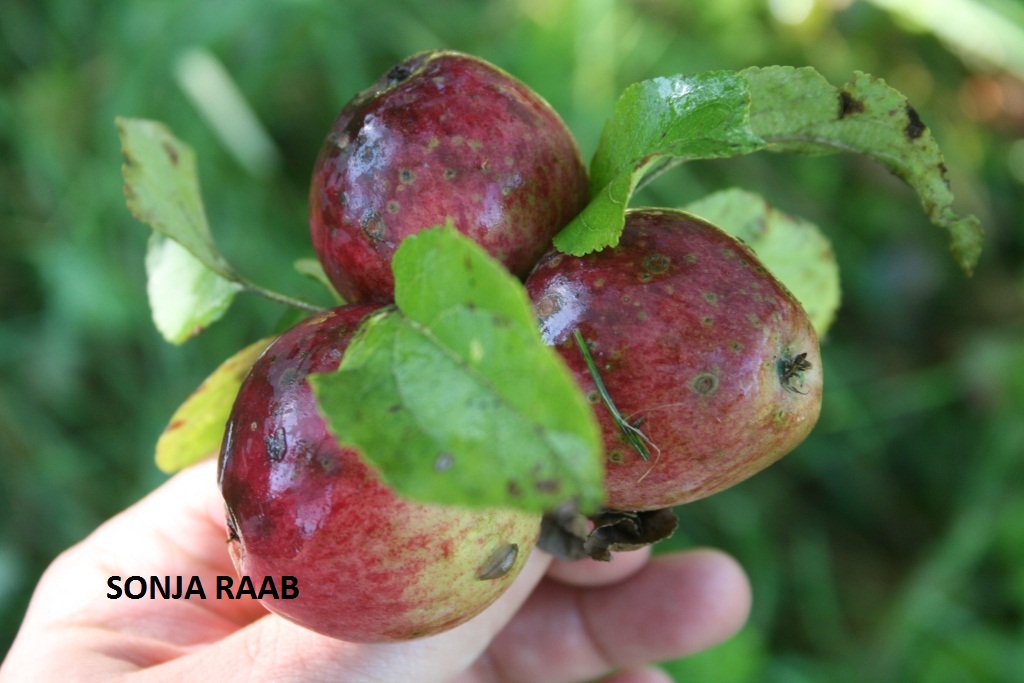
[155,337,275,472]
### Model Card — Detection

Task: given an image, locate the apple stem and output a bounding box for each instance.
[572,328,652,462]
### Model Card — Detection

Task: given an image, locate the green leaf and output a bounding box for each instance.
[312,226,604,513]
[553,72,764,256]
[553,67,982,272]
[742,66,984,274]
[684,189,841,337]
[117,116,324,326]
[293,258,345,305]
[145,234,243,344]
[117,116,236,278]
[155,337,275,472]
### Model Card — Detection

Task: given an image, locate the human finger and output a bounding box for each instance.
[597,667,674,683]
[545,547,651,587]
[465,549,751,683]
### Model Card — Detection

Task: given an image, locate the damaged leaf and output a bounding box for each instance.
[742,66,983,274]
[552,67,982,275]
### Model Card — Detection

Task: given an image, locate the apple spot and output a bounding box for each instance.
[690,372,719,396]
[535,293,561,319]
[361,212,386,241]
[643,253,671,274]
[265,427,286,462]
[386,62,414,85]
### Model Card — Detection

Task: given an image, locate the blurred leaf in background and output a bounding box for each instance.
[2,0,1023,679]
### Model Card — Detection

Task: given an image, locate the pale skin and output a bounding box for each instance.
[0,460,751,683]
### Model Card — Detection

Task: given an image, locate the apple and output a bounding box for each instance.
[525,208,822,511]
[309,50,589,303]
[218,305,540,642]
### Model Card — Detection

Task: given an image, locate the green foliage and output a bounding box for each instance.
[312,227,604,513]
[145,234,242,344]
[117,117,237,279]
[556,66,983,278]
[3,1,1022,679]
[554,72,761,254]
[661,627,767,681]
[117,116,324,343]
[292,258,344,305]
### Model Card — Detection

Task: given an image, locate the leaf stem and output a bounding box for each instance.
[572,328,651,461]
[632,157,682,194]
[238,278,326,313]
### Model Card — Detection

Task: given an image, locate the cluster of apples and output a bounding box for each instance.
[218,50,822,643]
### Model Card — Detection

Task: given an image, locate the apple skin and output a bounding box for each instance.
[218,305,540,643]
[309,50,589,303]
[525,209,823,511]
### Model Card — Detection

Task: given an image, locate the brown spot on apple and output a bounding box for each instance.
[361,212,386,241]
[642,253,671,274]
[690,372,719,395]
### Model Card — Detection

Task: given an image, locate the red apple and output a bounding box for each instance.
[525,209,823,511]
[218,305,540,642]
[309,50,589,303]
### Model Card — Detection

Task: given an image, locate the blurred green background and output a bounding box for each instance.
[2,0,1023,679]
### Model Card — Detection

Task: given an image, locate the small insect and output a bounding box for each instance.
[477,543,519,580]
[779,352,813,394]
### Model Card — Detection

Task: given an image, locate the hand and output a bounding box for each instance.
[0,460,750,683]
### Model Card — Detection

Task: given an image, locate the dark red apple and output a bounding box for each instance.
[525,208,822,511]
[218,305,540,642]
[309,50,589,303]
